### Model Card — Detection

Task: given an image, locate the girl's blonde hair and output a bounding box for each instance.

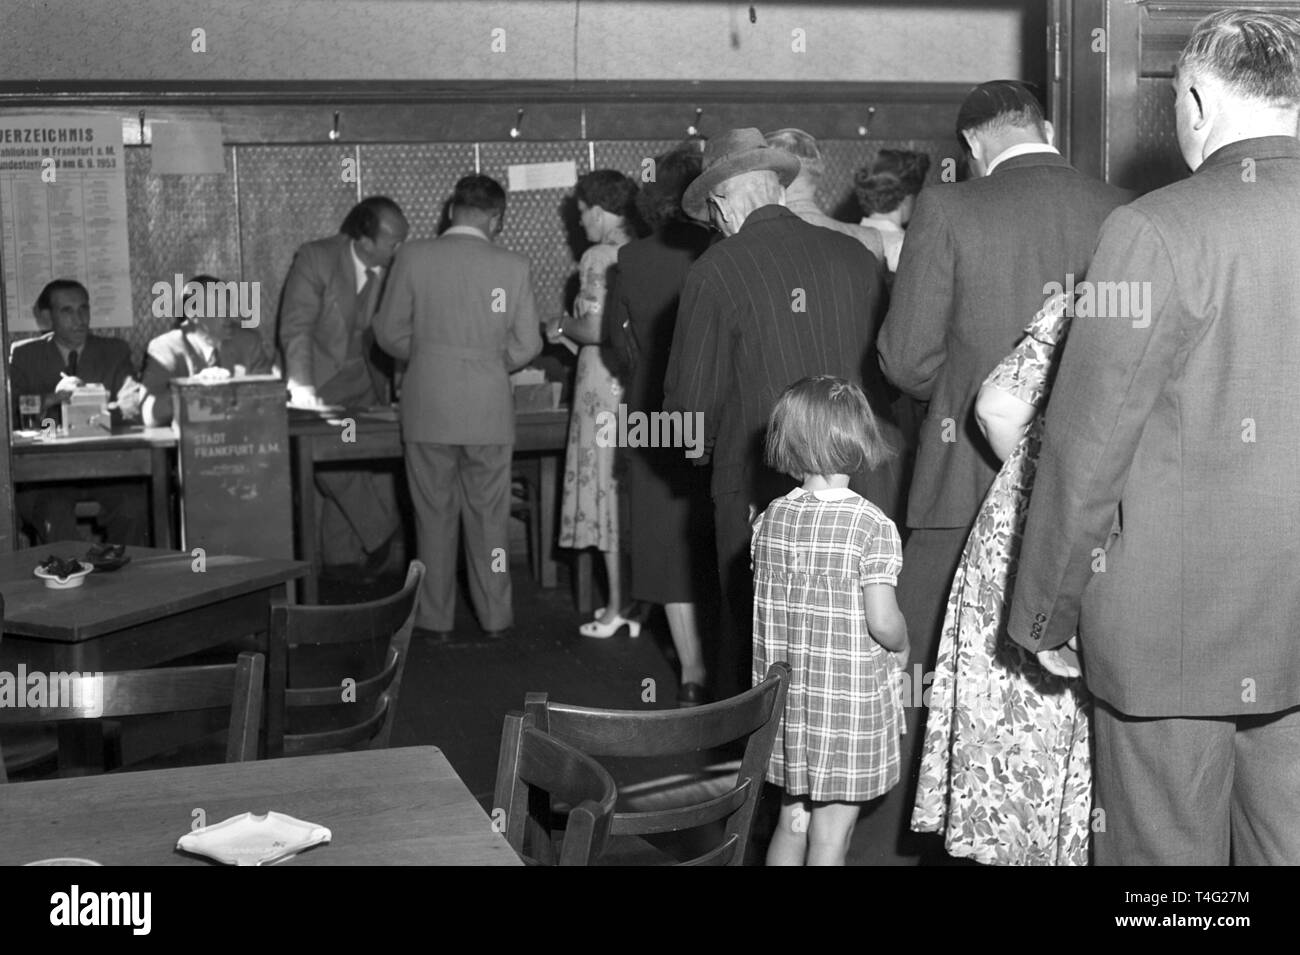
[764,376,892,479]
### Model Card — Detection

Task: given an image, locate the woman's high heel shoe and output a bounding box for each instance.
[579,613,641,639]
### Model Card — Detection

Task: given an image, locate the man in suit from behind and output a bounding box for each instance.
[278,196,409,577]
[872,81,1128,864]
[10,279,147,544]
[1008,9,1300,865]
[373,175,541,637]
[663,127,892,702]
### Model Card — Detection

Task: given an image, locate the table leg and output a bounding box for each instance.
[293,435,319,604]
[150,446,174,549]
[538,452,558,589]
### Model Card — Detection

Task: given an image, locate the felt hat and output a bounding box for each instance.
[681,127,801,221]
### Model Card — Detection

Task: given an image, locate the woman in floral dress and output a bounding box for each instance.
[911,292,1093,865]
[550,170,639,637]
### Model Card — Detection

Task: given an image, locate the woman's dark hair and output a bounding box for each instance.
[854,149,932,216]
[575,169,639,222]
[765,376,892,479]
[635,145,703,232]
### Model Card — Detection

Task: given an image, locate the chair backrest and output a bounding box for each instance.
[265,561,423,758]
[0,651,265,781]
[523,662,790,865]
[492,710,617,866]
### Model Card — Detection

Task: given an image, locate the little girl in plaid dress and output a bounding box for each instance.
[753,376,908,866]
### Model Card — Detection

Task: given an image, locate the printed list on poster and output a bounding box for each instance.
[0,112,132,331]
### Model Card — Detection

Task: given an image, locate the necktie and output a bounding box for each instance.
[65,349,78,376]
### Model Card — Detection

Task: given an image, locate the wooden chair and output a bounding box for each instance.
[0,651,265,782]
[265,560,423,758]
[524,661,791,865]
[493,710,617,866]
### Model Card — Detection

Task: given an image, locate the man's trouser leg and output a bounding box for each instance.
[405,443,462,631]
[458,443,514,632]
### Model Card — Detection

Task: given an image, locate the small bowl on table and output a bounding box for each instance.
[33,561,94,590]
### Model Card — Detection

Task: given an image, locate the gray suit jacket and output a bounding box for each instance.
[1008,136,1300,718]
[372,228,541,445]
[878,152,1129,529]
[277,233,387,400]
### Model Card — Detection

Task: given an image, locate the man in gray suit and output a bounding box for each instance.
[374,175,541,636]
[871,81,1127,863]
[278,197,409,577]
[1009,9,1300,865]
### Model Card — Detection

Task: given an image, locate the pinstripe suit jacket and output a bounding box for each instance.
[663,204,889,502]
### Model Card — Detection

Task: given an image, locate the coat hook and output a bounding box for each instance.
[510,108,525,139]
[686,107,704,138]
[329,111,341,142]
[138,109,147,145]
[857,106,877,138]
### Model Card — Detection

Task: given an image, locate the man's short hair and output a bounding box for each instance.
[764,128,824,180]
[450,175,507,216]
[339,196,404,240]
[956,80,1047,140]
[35,278,87,312]
[1178,9,1300,105]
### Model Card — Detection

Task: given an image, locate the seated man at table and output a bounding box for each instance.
[10,278,148,545]
[141,275,277,427]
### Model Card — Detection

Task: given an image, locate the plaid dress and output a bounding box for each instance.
[752,488,904,802]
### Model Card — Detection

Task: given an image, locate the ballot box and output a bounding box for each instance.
[172,375,293,559]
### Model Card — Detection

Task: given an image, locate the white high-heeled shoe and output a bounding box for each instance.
[580,613,641,639]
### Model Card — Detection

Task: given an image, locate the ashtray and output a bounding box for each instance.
[176,811,332,866]
[33,560,94,589]
[87,543,131,572]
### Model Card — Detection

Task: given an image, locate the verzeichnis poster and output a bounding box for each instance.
[0,112,132,331]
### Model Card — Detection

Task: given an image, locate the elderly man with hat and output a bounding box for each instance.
[663,127,894,703]
[869,80,1128,864]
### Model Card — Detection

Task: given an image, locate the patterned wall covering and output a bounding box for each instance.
[19,133,960,367]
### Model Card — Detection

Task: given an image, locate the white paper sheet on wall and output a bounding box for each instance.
[150,120,226,175]
[0,112,133,330]
[507,160,577,192]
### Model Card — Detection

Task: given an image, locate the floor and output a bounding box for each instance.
[323,552,952,866]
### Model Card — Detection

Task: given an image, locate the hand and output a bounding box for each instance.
[54,375,83,400]
[1037,637,1082,679]
[544,315,566,343]
[288,384,323,408]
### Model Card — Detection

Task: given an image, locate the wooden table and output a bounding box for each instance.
[0,543,306,672]
[11,428,177,548]
[289,407,570,604]
[0,746,521,865]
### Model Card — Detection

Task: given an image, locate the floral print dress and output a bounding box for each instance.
[910,293,1093,865]
[558,243,623,552]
